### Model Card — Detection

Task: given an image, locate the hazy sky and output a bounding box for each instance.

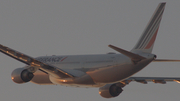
[0,0,180,101]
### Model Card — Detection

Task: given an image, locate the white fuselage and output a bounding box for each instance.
[30,53,154,87]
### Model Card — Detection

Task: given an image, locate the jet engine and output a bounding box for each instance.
[99,84,123,98]
[11,68,34,84]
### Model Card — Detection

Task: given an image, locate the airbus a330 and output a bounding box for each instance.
[1,2,180,98]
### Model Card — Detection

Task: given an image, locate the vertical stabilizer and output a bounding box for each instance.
[131,2,166,53]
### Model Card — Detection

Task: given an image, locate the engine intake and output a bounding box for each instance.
[11,68,34,84]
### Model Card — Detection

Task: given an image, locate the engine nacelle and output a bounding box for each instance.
[11,68,34,84]
[99,84,123,98]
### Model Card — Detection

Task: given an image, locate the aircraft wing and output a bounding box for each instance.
[0,44,74,78]
[121,77,180,85]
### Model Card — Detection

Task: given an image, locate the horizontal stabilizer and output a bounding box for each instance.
[153,59,180,62]
[108,45,146,61]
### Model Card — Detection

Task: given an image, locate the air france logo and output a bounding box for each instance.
[36,57,67,63]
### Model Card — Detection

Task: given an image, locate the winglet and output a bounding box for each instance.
[109,45,146,62]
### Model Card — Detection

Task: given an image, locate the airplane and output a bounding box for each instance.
[1,2,180,98]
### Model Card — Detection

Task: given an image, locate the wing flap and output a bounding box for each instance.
[124,77,180,84]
